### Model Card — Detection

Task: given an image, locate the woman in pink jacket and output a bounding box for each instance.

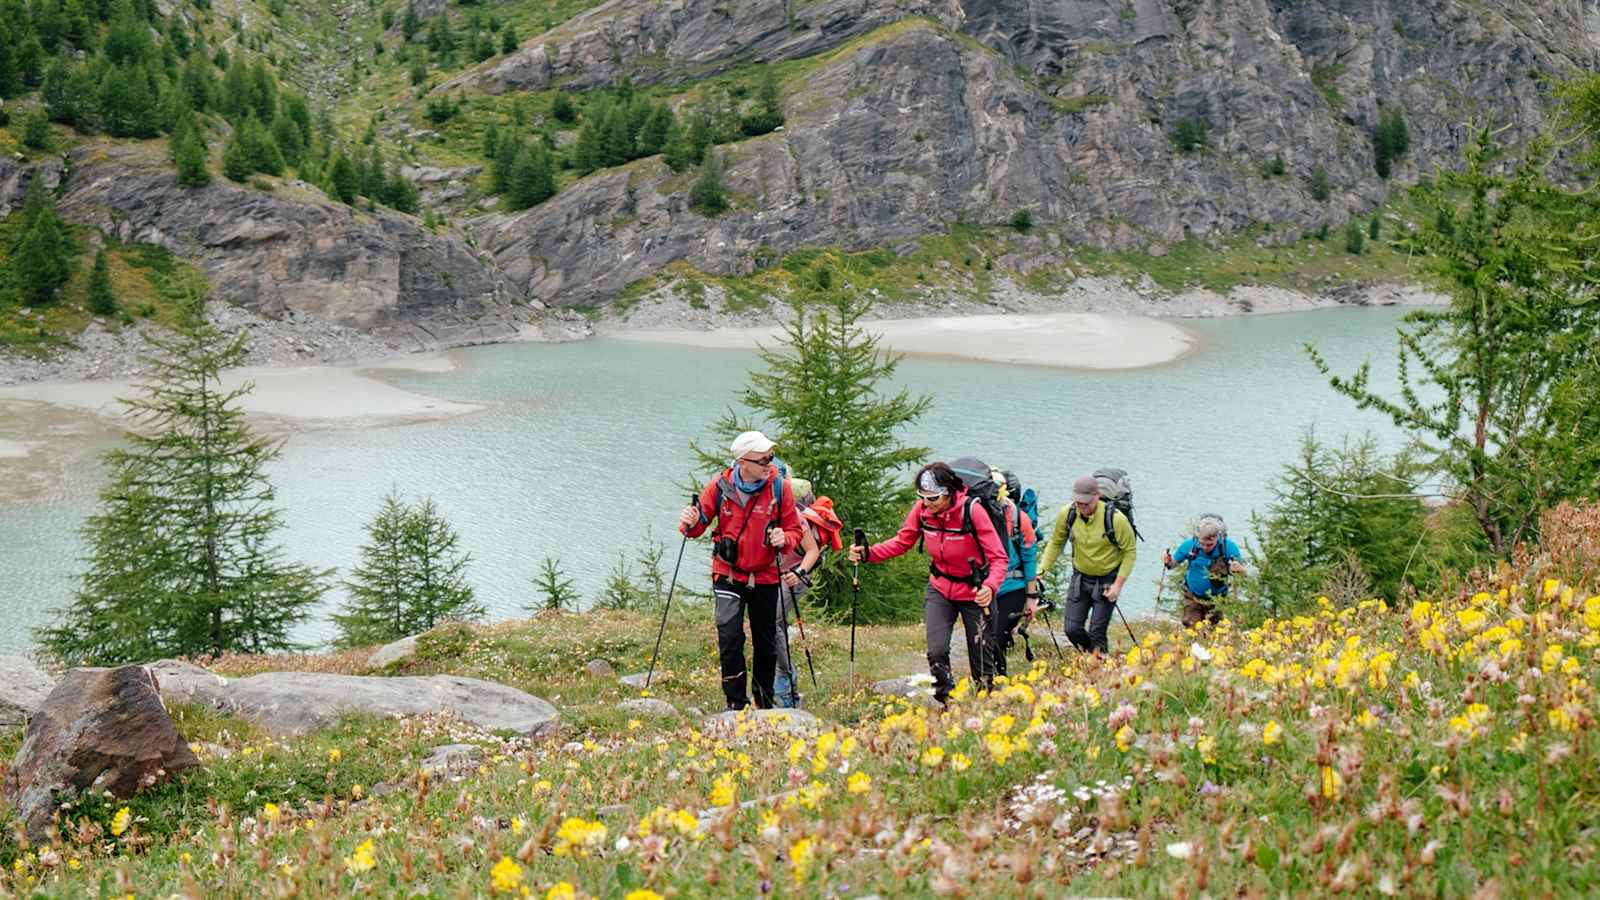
[848,462,1007,705]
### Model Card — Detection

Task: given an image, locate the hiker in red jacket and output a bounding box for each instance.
[678,431,803,711]
[848,461,1007,705]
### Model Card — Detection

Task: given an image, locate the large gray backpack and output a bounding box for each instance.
[1065,467,1143,548]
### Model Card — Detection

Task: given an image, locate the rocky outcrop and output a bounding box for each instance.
[444,0,936,94]
[464,0,1598,308]
[155,667,559,738]
[3,666,199,842]
[55,145,528,351]
[0,656,55,726]
[368,634,420,669]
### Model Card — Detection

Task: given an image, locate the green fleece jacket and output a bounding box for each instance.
[1037,500,1136,580]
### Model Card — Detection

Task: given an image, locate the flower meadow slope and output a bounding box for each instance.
[4,572,1600,897]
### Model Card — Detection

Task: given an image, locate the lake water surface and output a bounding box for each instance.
[0,306,1416,655]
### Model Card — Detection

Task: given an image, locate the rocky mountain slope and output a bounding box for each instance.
[3,0,1597,339]
[465,0,1599,305]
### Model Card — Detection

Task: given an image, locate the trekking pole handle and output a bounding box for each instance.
[852,528,866,587]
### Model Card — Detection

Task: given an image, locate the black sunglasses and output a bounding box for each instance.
[740,454,775,466]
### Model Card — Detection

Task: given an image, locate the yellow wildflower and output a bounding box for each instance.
[709,772,737,807]
[110,807,132,837]
[1196,734,1216,764]
[263,802,280,823]
[921,746,946,768]
[489,856,523,894]
[789,837,815,884]
[988,714,1015,736]
[847,772,872,794]
[1114,724,1134,753]
[1456,609,1486,634]
[553,818,608,857]
[328,748,342,763]
[1262,721,1283,746]
[344,839,376,875]
[546,884,577,900]
[1320,766,1344,801]
[1543,645,1566,671]
[1549,706,1577,733]
[670,809,698,836]
[985,732,1015,763]
[951,752,972,772]
[625,891,664,900]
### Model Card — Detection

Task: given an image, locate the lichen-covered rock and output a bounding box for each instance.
[157,670,559,738]
[3,666,199,842]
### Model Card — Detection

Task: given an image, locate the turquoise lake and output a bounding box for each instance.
[0,306,1417,655]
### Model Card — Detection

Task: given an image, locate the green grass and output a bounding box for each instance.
[8,548,1600,896]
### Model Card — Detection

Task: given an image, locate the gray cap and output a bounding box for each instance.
[1072,475,1099,503]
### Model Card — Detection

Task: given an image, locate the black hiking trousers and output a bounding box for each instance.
[1064,570,1118,654]
[713,577,779,710]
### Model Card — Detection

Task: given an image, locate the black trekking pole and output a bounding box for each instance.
[1036,598,1066,661]
[646,494,695,690]
[778,526,820,691]
[850,528,865,692]
[1114,600,1138,647]
[969,557,993,693]
[775,574,801,707]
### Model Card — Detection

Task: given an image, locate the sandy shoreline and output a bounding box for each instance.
[613,311,1199,370]
[0,353,479,434]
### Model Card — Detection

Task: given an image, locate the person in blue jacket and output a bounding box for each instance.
[1161,515,1245,629]
[990,471,1039,676]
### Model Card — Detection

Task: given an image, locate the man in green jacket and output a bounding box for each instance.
[1037,475,1136,653]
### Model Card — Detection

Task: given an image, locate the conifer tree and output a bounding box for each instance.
[86,245,116,315]
[21,105,52,150]
[221,127,252,181]
[36,274,330,664]
[662,121,694,173]
[482,120,498,158]
[8,177,73,306]
[690,275,931,621]
[638,103,673,157]
[506,144,554,209]
[333,493,483,646]
[500,23,517,54]
[689,148,728,215]
[531,556,577,612]
[572,118,602,174]
[401,0,420,40]
[330,150,358,203]
[550,91,575,124]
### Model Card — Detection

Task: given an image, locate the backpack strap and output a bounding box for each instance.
[1102,504,1119,550]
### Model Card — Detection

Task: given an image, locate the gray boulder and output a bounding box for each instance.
[160,671,559,738]
[420,743,484,775]
[584,659,615,678]
[368,634,419,669]
[618,698,680,718]
[0,656,54,726]
[618,672,651,689]
[4,666,199,841]
[871,675,940,708]
[700,707,821,737]
[147,659,229,706]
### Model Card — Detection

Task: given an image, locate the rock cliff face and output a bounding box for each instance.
[469,0,1599,307]
[53,147,526,349]
[10,1,1598,334]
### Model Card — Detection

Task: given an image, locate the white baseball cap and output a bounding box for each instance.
[730,430,777,459]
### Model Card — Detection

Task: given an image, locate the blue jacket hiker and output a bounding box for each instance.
[1162,515,1244,630]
